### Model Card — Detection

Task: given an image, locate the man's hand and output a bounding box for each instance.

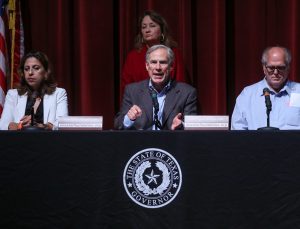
[171,113,183,130]
[127,105,142,121]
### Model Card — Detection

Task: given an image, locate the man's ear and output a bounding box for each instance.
[145,62,149,71]
[262,65,267,76]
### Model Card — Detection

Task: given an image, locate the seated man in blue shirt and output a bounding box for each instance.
[231,46,300,130]
[114,44,197,130]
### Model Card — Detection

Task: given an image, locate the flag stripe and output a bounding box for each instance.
[0,0,24,116]
[0,3,7,114]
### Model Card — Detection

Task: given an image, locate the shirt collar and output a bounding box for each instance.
[149,80,171,95]
[262,78,291,96]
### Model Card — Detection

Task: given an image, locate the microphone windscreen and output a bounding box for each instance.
[151,91,157,99]
[263,87,270,96]
[31,91,39,99]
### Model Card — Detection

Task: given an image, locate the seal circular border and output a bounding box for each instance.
[123,148,182,208]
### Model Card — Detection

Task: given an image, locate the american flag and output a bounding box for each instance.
[0,0,8,115]
[0,0,24,116]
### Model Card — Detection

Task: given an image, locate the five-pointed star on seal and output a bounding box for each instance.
[145,169,160,184]
[173,183,178,188]
[127,182,132,187]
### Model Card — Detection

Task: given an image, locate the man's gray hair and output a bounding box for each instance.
[261,46,292,66]
[145,44,174,66]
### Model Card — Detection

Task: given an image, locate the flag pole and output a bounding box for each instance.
[8,0,15,89]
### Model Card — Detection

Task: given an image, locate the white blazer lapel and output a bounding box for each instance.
[43,94,51,123]
[15,94,27,121]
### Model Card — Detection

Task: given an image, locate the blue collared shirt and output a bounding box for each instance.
[231,78,300,130]
[123,80,171,129]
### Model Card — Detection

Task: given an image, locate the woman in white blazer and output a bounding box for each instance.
[0,51,68,130]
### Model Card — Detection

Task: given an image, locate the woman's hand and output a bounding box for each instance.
[8,122,19,130]
[20,115,32,127]
[36,122,53,130]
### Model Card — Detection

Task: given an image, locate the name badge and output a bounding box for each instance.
[289,93,300,107]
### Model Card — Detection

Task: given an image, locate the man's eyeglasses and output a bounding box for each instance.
[265,65,287,73]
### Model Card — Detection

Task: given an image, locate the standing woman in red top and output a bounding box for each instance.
[121,10,187,96]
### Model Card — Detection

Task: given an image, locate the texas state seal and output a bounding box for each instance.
[123,148,182,208]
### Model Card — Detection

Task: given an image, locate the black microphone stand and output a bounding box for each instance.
[153,107,161,130]
[22,107,45,131]
[150,90,162,130]
[257,106,279,131]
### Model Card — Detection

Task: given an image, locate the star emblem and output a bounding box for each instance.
[145,169,160,184]
[127,182,132,187]
[173,183,178,188]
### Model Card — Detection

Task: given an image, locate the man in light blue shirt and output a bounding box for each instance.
[231,46,300,130]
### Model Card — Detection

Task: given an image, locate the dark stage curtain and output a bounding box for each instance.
[21,0,300,129]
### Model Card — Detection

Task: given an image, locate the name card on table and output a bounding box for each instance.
[184,115,229,130]
[57,116,103,130]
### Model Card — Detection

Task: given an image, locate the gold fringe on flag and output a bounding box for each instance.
[8,0,16,89]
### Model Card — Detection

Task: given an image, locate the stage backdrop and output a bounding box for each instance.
[21,0,300,129]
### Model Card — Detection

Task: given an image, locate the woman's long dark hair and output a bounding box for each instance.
[134,10,177,50]
[17,51,57,97]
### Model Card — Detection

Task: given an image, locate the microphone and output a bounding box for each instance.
[150,90,159,113]
[30,106,35,126]
[257,88,279,130]
[30,91,38,126]
[150,90,162,130]
[263,87,272,112]
[21,91,45,131]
